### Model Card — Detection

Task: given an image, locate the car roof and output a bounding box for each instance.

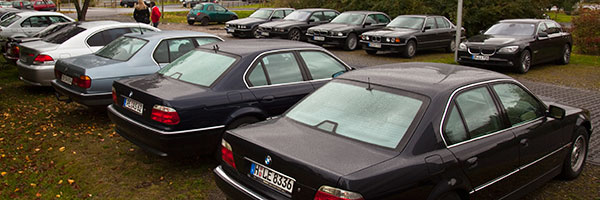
[259,7,294,10]
[16,11,65,17]
[74,20,120,28]
[338,62,512,98]
[125,30,219,40]
[198,39,322,56]
[341,11,386,15]
[397,15,444,18]
[499,19,548,24]
[295,8,338,12]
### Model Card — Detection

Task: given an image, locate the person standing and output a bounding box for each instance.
[150,2,161,28]
[133,0,150,24]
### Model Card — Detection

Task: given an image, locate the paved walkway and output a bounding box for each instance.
[518,78,600,165]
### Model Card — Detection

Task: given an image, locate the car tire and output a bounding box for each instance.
[559,127,589,180]
[436,191,462,200]
[187,20,194,25]
[557,44,571,65]
[514,49,531,74]
[200,17,209,26]
[366,50,377,55]
[251,26,260,39]
[342,33,358,51]
[401,40,417,58]
[446,39,456,53]
[288,28,301,41]
[226,116,261,130]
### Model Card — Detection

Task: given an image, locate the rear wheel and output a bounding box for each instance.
[200,17,209,26]
[401,40,416,58]
[187,20,194,25]
[558,44,571,65]
[560,127,589,180]
[226,116,261,130]
[366,50,377,55]
[342,33,358,51]
[436,191,462,200]
[446,39,456,53]
[288,28,301,41]
[514,49,531,74]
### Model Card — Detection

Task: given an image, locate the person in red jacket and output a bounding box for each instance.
[150,1,161,28]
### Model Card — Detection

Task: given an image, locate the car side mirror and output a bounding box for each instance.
[308,19,316,23]
[423,26,432,31]
[538,32,549,38]
[548,105,566,119]
[363,22,372,28]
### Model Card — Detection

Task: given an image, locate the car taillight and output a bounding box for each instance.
[33,54,53,64]
[54,69,61,79]
[112,87,117,104]
[73,75,91,89]
[221,139,236,169]
[196,12,201,16]
[314,186,364,200]
[151,105,180,125]
[10,45,18,55]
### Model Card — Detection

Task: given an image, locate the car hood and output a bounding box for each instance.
[465,35,532,46]
[310,23,356,32]
[228,17,267,25]
[362,27,419,37]
[260,20,305,28]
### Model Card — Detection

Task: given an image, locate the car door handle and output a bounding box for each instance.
[261,96,274,103]
[520,138,529,147]
[466,157,478,169]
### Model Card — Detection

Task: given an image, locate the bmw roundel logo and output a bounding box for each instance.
[128,91,133,97]
[265,155,272,165]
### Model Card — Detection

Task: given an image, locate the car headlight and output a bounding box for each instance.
[336,32,344,37]
[498,46,519,53]
[240,25,247,29]
[458,42,467,51]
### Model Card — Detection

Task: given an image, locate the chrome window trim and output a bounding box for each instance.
[242,48,351,89]
[439,79,548,148]
[150,35,224,67]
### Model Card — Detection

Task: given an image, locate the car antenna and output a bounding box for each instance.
[366,77,373,91]
[213,44,219,53]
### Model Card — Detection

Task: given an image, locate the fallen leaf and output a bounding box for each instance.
[36,193,41,197]
[68,179,74,185]
[58,180,63,184]
[129,148,135,152]
[1,172,6,176]
[14,188,19,192]
[30,183,36,187]
[56,194,60,198]
[59,147,65,152]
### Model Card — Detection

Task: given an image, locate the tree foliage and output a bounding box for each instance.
[571,10,600,55]
[272,0,549,36]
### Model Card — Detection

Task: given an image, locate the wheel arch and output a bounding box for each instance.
[225,107,268,126]
[426,175,473,200]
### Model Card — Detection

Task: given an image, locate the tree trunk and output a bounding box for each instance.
[73,0,91,21]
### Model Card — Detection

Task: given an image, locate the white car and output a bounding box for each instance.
[16,21,160,86]
[0,11,74,41]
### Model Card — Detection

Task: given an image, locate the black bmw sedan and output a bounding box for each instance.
[214,62,591,200]
[107,39,352,156]
[225,8,295,38]
[457,19,572,73]
[306,11,391,51]
[257,8,339,41]
[360,15,462,58]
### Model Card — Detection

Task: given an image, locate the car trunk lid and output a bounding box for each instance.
[18,41,59,65]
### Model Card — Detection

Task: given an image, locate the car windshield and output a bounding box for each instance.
[34,23,69,38]
[42,24,86,44]
[286,81,426,149]
[95,37,147,61]
[484,23,536,36]
[284,10,311,21]
[249,9,273,19]
[0,2,12,6]
[387,16,424,29]
[0,15,21,27]
[157,50,237,87]
[330,13,365,25]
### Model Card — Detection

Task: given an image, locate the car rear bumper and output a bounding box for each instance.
[456,51,519,67]
[17,60,55,86]
[214,166,269,200]
[51,80,112,106]
[107,105,225,156]
[3,52,18,62]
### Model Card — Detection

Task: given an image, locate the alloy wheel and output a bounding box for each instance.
[563,46,571,64]
[407,41,416,57]
[521,51,531,72]
[570,135,586,172]
[289,29,300,41]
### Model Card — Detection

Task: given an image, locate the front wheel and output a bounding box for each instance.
[558,44,571,65]
[401,40,416,58]
[200,17,209,26]
[288,28,301,41]
[342,33,358,51]
[251,26,259,38]
[187,20,194,25]
[446,39,456,53]
[559,127,589,180]
[514,49,531,74]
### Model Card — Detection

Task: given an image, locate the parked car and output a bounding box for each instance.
[457,19,572,74]
[0,8,22,21]
[0,11,74,48]
[258,8,339,41]
[31,0,55,11]
[11,1,33,9]
[0,1,14,8]
[187,3,238,26]
[306,11,391,50]
[107,39,352,156]
[360,15,462,58]
[3,21,73,62]
[120,0,149,7]
[16,21,160,86]
[225,8,294,38]
[52,31,223,107]
[214,62,592,200]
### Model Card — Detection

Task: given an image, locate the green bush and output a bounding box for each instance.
[571,10,600,55]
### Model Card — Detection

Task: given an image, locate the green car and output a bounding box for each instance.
[187,3,238,26]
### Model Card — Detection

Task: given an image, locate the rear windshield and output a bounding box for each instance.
[95,37,147,61]
[157,50,237,87]
[34,23,70,38]
[286,81,426,149]
[42,24,86,44]
[0,15,21,27]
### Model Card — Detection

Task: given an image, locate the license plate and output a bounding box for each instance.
[369,42,381,48]
[189,17,195,20]
[250,161,295,193]
[472,55,489,61]
[226,28,234,33]
[313,36,325,41]
[123,97,143,115]
[60,74,72,85]
[261,32,269,36]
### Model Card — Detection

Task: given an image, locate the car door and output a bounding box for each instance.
[245,51,314,116]
[544,21,563,58]
[297,50,348,89]
[489,82,566,186]
[435,17,453,48]
[214,4,229,22]
[205,5,218,21]
[417,17,439,49]
[530,22,552,63]
[442,85,520,199]
[20,16,50,36]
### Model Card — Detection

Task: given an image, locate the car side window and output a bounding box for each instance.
[323,11,338,21]
[454,86,503,139]
[247,63,268,87]
[153,41,169,64]
[424,17,436,29]
[168,38,195,62]
[537,23,547,34]
[194,37,220,46]
[443,103,469,145]
[215,5,226,12]
[272,10,284,19]
[544,22,560,34]
[131,27,156,33]
[261,52,303,84]
[376,14,390,24]
[48,16,66,23]
[435,17,450,29]
[299,51,346,80]
[22,16,50,28]
[310,12,323,22]
[366,14,378,24]
[492,83,544,126]
[207,5,214,11]
[103,28,132,43]
[284,10,293,16]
